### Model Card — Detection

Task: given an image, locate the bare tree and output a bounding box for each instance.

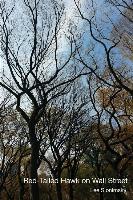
[0,96,29,200]
[0,0,88,199]
[73,0,133,97]
[87,73,133,199]
[39,87,91,200]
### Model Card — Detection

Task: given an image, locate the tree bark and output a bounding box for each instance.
[99,188,104,200]
[115,182,127,200]
[18,175,24,200]
[29,123,40,200]
[69,182,74,200]
[54,173,62,200]
[56,181,62,200]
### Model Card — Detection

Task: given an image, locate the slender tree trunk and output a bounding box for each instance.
[69,182,74,200]
[97,165,104,200]
[56,182,62,200]
[98,183,104,200]
[115,182,127,200]
[19,181,24,200]
[18,174,24,200]
[54,173,62,200]
[115,172,127,200]
[99,188,104,200]
[29,123,40,200]
[18,157,24,200]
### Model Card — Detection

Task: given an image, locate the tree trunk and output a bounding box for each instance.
[115,182,127,200]
[98,183,104,200]
[99,189,104,200]
[29,123,40,200]
[18,176,24,200]
[19,182,24,200]
[56,181,62,200]
[53,168,63,200]
[18,158,24,200]
[69,182,74,200]
[54,172,62,200]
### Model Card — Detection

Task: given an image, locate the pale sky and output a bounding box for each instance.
[0,0,125,102]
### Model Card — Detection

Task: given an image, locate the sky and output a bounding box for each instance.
[0,0,116,69]
[0,0,132,103]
